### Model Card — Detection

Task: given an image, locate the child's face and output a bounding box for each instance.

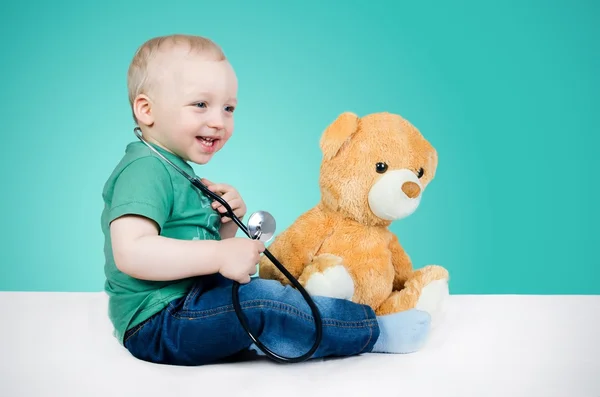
[142,51,238,164]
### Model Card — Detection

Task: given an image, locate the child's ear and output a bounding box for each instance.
[319,112,359,160]
[133,94,154,127]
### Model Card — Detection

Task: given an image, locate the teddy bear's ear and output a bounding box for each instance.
[319,112,359,160]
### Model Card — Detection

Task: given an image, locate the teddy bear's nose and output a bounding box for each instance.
[402,181,421,199]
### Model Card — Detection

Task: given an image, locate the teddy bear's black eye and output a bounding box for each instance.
[376,162,388,173]
[417,167,424,178]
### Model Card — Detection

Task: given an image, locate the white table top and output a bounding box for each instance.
[1,291,598,397]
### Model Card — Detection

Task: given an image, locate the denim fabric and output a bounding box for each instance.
[124,274,379,365]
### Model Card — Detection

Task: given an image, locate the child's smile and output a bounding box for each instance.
[196,135,219,153]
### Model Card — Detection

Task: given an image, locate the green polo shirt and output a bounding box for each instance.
[100,141,221,344]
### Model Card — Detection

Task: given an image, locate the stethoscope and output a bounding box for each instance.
[133,127,323,363]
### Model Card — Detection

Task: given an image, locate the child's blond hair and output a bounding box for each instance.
[127,34,226,122]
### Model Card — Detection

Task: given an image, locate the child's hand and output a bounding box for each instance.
[218,238,265,283]
[201,178,247,223]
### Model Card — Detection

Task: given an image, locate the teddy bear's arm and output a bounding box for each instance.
[389,233,414,290]
[258,206,332,284]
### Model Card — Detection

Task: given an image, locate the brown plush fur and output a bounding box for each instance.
[258,111,449,315]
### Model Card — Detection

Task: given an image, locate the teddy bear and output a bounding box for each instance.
[258,111,449,326]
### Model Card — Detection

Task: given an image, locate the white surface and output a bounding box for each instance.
[1,292,599,397]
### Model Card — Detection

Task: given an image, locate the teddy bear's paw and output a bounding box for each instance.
[304,265,355,300]
[300,254,355,301]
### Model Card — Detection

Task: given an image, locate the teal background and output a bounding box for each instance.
[1,0,598,294]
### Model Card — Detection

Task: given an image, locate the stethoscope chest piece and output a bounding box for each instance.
[247,211,276,243]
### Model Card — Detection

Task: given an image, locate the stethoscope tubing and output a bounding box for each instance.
[133,127,323,363]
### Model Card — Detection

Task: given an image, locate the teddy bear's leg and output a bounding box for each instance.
[297,254,355,301]
[375,265,449,328]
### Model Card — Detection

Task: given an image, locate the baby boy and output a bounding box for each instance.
[100,34,431,365]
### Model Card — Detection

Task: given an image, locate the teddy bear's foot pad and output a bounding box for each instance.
[415,277,449,329]
[375,265,449,325]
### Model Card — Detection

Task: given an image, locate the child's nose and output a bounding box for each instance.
[207,113,224,129]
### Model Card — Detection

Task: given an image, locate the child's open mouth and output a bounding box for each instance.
[196,136,219,152]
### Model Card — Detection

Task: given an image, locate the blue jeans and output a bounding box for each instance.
[124,274,380,365]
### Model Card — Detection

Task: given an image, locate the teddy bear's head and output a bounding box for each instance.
[318,111,438,226]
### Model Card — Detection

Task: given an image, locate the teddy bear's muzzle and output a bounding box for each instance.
[367,168,424,221]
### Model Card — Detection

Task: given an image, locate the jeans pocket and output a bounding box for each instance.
[123,317,151,345]
[181,283,202,311]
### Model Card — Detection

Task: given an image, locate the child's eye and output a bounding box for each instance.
[225,105,235,113]
[195,102,207,108]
